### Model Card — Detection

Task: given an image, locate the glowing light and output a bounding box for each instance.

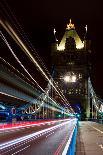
[57,45,65,51]
[76,42,84,49]
[72,75,76,82]
[0,105,5,110]
[100,104,103,112]
[54,28,56,34]
[85,25,87,32]
[0,20,74,114]
[0,119,75,150]
[64,75,76,83]
[57,40,84,51]
[64,76,71,82]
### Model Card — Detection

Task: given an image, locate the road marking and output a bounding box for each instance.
[87,123,103,134]
[11,145,30,155]
[99,144,103,150]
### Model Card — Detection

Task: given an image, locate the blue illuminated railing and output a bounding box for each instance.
[62,119,78,155]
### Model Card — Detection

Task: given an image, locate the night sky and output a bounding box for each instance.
[0,0,103,97]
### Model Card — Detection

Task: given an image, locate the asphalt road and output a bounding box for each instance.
[0,119,77,155]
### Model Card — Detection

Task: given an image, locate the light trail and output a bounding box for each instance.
[0,119,76,150]
[0,119,70,131]
[62,123,77,155]
[0,19,74,114]
[0,59,62,113]
[0,91,27,103]
[0,30,65,113]
[0,57,39,91]
[11,145,30,155]
[1,0,51,79]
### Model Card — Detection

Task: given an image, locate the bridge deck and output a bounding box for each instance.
[76,121,103,155]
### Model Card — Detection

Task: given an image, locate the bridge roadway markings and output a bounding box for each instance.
[0,119,77,155]
[99,144,103,150]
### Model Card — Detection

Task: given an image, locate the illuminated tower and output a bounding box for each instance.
[51,19,91,119]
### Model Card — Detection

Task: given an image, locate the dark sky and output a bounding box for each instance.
[0,0,103,97]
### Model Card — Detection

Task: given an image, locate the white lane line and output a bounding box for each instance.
[87,123,103,134]
[11,145,30,155]
[62,121,77,155]
[0,119,76,150]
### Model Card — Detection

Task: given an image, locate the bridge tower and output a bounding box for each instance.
[51,19,91,119]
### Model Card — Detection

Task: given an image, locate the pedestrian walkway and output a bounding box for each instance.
[76,121,103,155]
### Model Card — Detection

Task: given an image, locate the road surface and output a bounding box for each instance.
[0,119,77,155]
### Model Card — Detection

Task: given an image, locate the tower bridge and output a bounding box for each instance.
[0,17,103,155]
[0,18,103,121]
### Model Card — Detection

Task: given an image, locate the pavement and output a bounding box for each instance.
[76,121,103,155]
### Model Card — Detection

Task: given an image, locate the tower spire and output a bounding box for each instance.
[66,19,75,30]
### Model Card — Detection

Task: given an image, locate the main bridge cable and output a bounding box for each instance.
[0,20,74,114]
[0,31,69,114]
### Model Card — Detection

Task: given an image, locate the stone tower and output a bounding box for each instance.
[51,19,91,119]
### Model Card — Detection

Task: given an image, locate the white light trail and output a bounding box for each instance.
[0,19,74,113]
[0,30,64,112]
[0,91,27,103]
[62,121,77,155]
[0,119,76,150]
[11,145,30,155]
